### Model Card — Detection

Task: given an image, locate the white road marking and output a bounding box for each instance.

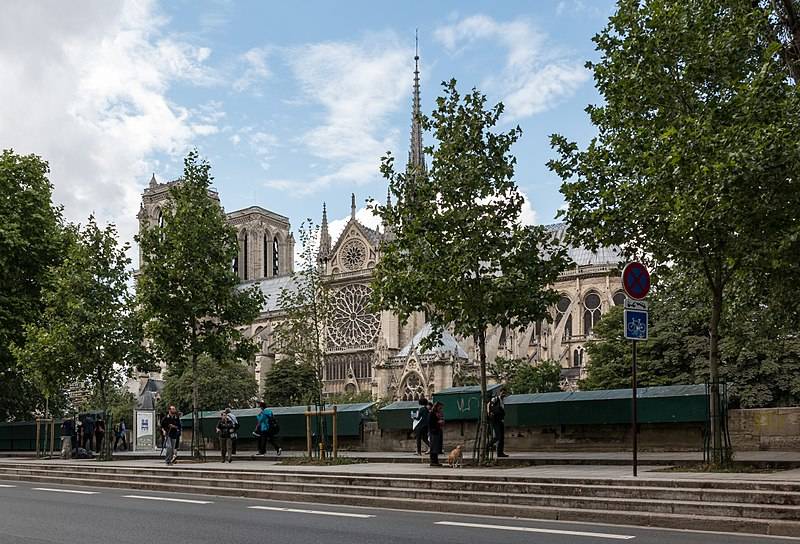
[435,521,636,540]
[0,484,16,488]
[33,487,99,495]
[248,505,375,518]
[123,495,212,504]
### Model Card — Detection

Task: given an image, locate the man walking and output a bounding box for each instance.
[254,401,281,456]
[113,419,128,452]
[488,389,508,458]
[60,417,74,459]
[225,408,239,455]
[82,416,95,452]
[413,398,430,456]
[216,411,235,463]
[160,406,180,465]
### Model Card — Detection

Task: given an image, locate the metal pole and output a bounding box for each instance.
[332,406,338,459]
[632,339,638,477]
[305,407,312,458]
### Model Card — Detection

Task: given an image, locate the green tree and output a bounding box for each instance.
[0,150,65,420]
[160,355,257,414]
[261,358,319,407]
[549,0,800,464]
[491,357,561,395]
[372,80,569,463]
[81,384,137,427]
[136,150,264,457]
[326,390,373,405]
[272,221,331,407]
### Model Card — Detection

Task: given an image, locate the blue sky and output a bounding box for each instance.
[1,0,616,262]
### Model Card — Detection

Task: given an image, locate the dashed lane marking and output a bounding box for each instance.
[248,506,375,518]
[33,488,99,495]
[435,521,636,540]
[0,484,16,488]
[123,495,212,504]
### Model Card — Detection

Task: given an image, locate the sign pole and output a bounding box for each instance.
[632,339,638,477]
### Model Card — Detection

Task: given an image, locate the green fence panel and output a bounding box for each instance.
[433,384,502,422]
[377,401,419,431]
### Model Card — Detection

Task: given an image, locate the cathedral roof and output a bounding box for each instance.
[241,274,300,313]
[544,223,623,267]
[398,322,468,359]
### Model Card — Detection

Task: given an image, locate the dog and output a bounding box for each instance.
[447,444,464,468]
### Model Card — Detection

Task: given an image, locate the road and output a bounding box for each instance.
[0,480,794,544]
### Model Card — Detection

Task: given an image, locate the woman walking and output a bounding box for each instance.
[428,401,445,467]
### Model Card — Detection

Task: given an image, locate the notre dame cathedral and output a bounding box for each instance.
[136,50,624,402]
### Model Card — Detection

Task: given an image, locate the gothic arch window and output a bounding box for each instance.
[583,292,602,337]
[555,295,571,326]
[400,372,425,401]
[272,236,279,276]
[573,346,584,367]
[563,315,573,341]
[232,256,238,276]
[498,327,507,349]
[263,234,269,277]
[613,291,626,306]
[243,232,249,280]
[157,209,164,229]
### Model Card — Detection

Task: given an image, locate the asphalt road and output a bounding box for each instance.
[0,480,794,544]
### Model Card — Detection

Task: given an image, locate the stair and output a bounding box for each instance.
[0,462,798,537]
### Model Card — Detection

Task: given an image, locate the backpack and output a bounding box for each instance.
[267,414,280,435]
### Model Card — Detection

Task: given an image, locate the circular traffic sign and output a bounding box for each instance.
[622,261,650,300]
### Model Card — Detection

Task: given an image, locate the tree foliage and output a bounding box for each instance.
[261,358,319,407]
[15,217,149,425]
[492,357,562,395]
[272,221,331,406]
[160,355,257,414]
[549,0,800,462]
[372,80,569,463]
[135,150,264,456]
[0,150,66,420]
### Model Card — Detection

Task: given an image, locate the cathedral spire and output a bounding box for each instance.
[350,193,356,219]
[408,30,426,175]
[318,202,331,263]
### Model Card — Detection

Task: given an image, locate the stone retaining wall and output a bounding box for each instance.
[728,407,800,451]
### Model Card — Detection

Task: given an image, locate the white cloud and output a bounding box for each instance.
[519,190,539,226]
[233,47,271,93]
[434,14,589,120]
[268,35,410,194]
[0,0,220,260]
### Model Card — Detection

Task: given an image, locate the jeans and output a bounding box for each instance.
[220,437,232,462]
[164,437,176,464]
[491,420,505,455]
[429,431,443,465]
[114,433,128,451]
[415,426,430,454]
[61,437,72,459]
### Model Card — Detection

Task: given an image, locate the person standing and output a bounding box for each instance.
[254,402,281,456]
[428,401,445,467]
[216,411,235,463]
[114,419,128,451]
[60,417,74,459]
[160,406,180,465]
[488,390,508,458]
[413,398,430,456]
[94,417,106,455]
[82,416,95,452]
[225,408,239,455]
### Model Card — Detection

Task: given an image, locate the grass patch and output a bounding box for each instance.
[277,457,366,466]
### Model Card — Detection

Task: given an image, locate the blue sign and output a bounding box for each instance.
[624,309,648,341]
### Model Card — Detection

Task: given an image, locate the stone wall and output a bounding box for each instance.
[363,420,704,453]
[728,407,800,451]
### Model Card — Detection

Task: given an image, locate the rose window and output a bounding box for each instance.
[341,239,367,271]
[328,284,380,349]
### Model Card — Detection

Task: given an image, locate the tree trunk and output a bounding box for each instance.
[708,283,724,466]
[191,323,200,460]
[477,327,489,465]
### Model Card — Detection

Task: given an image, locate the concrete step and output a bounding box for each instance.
[4,463,800,504]
[0,471,798,537]
[2,467,799,521]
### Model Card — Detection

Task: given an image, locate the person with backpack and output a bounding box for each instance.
[254,401,281,456]
[488,389,508,458]
[225,408,239,455]
[114,419,128,451]
[216,411,235,463]
[60,417,74,459]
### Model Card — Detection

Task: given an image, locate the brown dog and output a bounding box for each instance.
[447,444,463,468]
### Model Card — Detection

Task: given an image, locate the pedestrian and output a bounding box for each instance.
[488,389,508,458]
[216,411,235,463]
[225,408,239,455]
[114,419,128,451]
[428,401,445,467]
[254,401,282,456]
[82,416,95,452]
[94,417,106,454]
[175,411,183,450]
[160,405,180,465]
[413,398,430,455]
[72,418,80,455]
[60,417,74,459]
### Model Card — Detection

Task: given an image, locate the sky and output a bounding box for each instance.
[0,0,617,266]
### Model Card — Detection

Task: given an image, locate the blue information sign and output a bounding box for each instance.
[624,309,648,341]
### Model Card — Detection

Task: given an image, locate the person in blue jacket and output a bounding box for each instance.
[254,401,281,456]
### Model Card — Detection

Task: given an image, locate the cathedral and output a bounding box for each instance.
[136,50,624,401]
